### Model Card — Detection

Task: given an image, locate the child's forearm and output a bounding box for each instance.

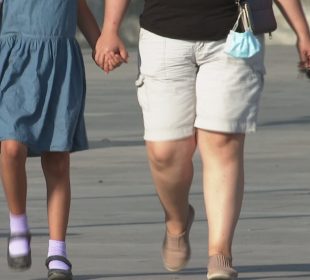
[78,0,101,50]
[275,0,310,41]
[102,0,131,34]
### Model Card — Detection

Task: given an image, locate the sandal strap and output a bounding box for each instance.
[46,255,72,269]
[8,232,31,243]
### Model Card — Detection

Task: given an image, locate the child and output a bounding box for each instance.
[0,0,100,279]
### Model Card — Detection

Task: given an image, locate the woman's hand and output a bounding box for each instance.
[297,35,310,71]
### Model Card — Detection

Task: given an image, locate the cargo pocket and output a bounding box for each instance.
[136,74,149,111]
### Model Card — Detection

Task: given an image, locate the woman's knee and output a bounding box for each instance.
[211,133,244,149]
[146,137,196,169]
[198,131,245,160]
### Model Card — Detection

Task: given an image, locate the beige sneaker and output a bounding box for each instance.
[162,204,195,272]
[207,255,238,280]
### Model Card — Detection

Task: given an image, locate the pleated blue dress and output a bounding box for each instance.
[0,0,88,155]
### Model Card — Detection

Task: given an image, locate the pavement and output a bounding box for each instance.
[0,45,309,280]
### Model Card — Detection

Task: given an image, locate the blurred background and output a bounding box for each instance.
[78,0,310,47]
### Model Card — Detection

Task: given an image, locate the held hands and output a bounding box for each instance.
[93,32,128,74]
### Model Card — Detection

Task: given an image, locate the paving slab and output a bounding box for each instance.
[0,45,309,280]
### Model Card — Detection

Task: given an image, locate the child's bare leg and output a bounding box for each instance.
[1,140,28,214]
[41,152,71,270]
[1,140,30,261]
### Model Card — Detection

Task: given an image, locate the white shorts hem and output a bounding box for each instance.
[195,119,257,134]
[144,128,195,141]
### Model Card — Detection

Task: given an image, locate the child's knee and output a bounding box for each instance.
[41,152,69,176]
[1,141,27,161]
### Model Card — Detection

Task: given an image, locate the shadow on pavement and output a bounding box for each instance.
[0,232,78,239]
[1,212,309,234]
[17,213,310,231]
[239,263,310,279]
[30,264,310,280]
[89,139,144,150]
[259,115,310,127]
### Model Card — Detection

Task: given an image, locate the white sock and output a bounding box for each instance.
[9,213,30,257]
[48,240,70,270]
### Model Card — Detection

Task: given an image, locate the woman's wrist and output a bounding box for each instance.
[102,20,121,35]
[293,17,310,42]
[297,31,310,42]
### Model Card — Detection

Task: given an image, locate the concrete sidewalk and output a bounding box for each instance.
[0,45,309,280]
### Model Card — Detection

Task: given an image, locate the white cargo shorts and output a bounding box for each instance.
[136,28,265,141]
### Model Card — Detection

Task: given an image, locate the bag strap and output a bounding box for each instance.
[233,1,252,32]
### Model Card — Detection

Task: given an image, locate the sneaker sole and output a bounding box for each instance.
[207,272,238,280]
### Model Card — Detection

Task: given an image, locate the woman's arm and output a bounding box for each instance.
[94,0,131,73]
[275,0,310,68]
[77,0,101,50]
[102,0,131,35]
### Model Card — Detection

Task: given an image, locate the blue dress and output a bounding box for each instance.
[0,0,88,155]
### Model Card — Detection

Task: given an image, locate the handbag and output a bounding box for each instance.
[237,0,277,35]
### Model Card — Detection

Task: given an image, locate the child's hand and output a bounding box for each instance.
[92,50,123,73]
[94,32,128,74]
[105,51,126,73]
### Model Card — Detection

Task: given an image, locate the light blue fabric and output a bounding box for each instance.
[224,30,261,58]
[0,0,88,155]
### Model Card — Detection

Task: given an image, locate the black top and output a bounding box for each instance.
[140,0,238,41]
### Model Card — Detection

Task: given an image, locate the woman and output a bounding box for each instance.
[94,1,310,279]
